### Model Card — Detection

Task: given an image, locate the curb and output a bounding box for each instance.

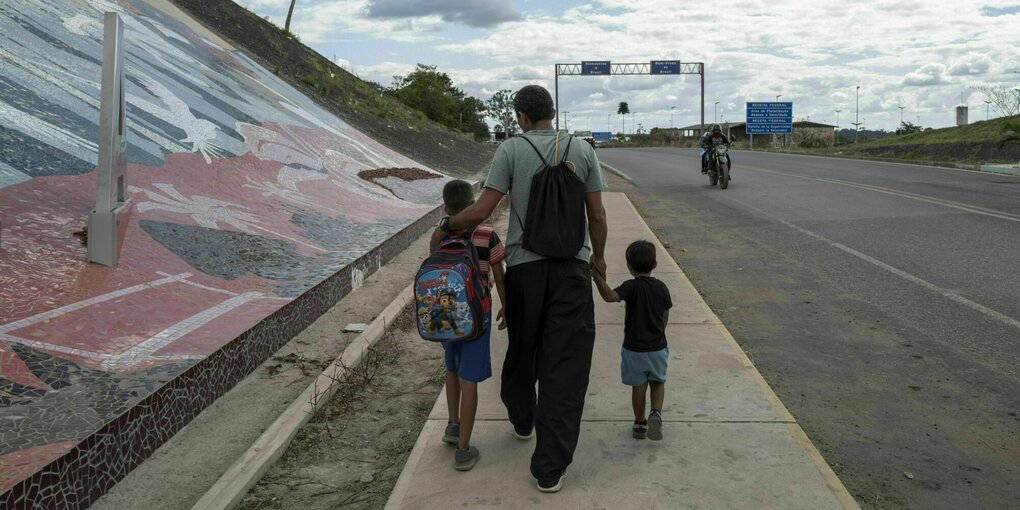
[600,161,634,183]
[191,284,414,510]
[619,194,861,510]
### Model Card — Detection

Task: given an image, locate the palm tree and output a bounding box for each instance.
[617,102,630,135]
[285,0,297,33]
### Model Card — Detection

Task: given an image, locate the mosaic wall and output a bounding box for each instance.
[0,0,451,506]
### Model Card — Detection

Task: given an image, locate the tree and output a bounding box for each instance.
[617,102,630,134]
[486,89,518,137]
[389,64,489,139]
[973,86,1020,117]
[895,121,924,136]
[284,0,296,33]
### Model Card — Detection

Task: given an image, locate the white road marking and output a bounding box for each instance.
[731,200,1020,332]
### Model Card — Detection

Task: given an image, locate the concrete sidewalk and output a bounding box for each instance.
[385,192,858,509]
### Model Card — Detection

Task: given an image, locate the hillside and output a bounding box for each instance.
[837,115,1020,163]
[170,0,494,178]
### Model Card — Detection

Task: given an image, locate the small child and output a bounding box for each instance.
[433,180,506,470]
[592,240,672,440]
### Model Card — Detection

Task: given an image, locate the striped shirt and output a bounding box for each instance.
[448,226,504,287]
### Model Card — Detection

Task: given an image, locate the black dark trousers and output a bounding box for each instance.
[501,259,596,482]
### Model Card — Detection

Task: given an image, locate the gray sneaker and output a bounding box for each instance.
[648,411,663,441]
[443,422,460,445]
[454,446,480,471]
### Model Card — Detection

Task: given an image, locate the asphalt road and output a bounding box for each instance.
[597,148,1020,510]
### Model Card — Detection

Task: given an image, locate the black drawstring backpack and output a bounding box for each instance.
[516,134,586,259]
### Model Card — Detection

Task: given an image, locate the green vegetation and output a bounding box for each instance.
[486,89,517,139]
[387,65,489,140]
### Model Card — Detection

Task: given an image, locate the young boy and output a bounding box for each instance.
[592,240,672,441]
[433,179,507,470]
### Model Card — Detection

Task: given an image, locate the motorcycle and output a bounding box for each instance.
[707,144,731,189]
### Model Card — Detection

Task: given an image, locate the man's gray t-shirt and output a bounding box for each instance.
[484,129,607,267]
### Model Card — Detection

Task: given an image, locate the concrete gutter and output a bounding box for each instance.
[192,284,414,510]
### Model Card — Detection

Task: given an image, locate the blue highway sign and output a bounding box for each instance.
[592,131,613,142]
[650,60,681,75]
[746,101,792,134]
[581,61,611,75]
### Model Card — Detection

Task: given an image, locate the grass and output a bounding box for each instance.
[856,115,1020,146]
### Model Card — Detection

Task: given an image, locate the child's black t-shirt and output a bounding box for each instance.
[614,276,672,352]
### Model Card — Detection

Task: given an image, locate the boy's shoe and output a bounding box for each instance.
[647,411,663,441]
[537,469,567,493]
[454,446,480,471]
[512,423,534,440]
[443,422,460,445]
[632,421,648,439]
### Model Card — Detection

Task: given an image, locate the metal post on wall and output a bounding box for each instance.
[88,12,131,267]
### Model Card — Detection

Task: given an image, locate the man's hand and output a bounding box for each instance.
[429,227,446,251]
[590,254,607,280]
[496,308,507,330]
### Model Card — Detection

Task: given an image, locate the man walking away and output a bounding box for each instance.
[435,84,607,492]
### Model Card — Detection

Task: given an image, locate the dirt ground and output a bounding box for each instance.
[235,306,445,510]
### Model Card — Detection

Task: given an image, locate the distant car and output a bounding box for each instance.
[573,130,595,147]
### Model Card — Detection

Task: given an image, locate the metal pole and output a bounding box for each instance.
[855,86,860,143]
[899,106,904,124]
[985,100,991,120]
[700,63,705,137]
[554,65,560,131]
[714,102,718,123]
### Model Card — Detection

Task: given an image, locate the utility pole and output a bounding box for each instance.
[670,106,675,129]
[835,108,841,145]
[607,113,611,132]
[714,102,719,123]
[562,111,569,132]
[899,106,905,125]
[985,100,991,120]
[854,86,861,143]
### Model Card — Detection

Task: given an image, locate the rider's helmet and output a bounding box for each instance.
[711,123,722,134]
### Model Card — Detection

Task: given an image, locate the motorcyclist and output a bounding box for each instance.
[699,124,731,174]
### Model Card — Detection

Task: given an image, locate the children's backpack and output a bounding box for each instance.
[414,233,486,343]
[517,134,586,259]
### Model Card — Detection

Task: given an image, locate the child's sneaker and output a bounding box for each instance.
[632,421,647,439]
[454,446,480,471]
[647,410,663,441]
[443,422,460,445]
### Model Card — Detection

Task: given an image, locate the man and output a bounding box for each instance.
[435,84,607,493]
[699,123,730,174]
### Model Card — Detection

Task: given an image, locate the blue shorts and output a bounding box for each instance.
[621,346,669,386]
[443,326,492,383]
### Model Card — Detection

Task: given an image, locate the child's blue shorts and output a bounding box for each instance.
[443,325,492,383]
[621,346,669,386]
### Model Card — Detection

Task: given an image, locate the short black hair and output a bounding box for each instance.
[514,85,555,122]
[442,179,474,213]
[625,240,657,273]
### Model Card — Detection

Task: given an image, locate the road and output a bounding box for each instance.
[597,148,1020,510]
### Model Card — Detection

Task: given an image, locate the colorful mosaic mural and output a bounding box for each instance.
[0,0,449,506]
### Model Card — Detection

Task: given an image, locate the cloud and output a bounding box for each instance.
[364,0,522,28]
[902,64,949,86]
[948,55,992,76]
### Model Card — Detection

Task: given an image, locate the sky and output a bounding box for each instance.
[235,0,1020,132]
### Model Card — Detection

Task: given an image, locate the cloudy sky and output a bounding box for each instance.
[236,0,1020,131]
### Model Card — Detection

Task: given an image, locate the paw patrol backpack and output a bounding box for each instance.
[414,234,486,343]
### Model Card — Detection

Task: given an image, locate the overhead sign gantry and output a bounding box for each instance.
[554,60,705,132]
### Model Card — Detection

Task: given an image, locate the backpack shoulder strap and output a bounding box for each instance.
[559,135,574,164]
[519,136,550,167]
